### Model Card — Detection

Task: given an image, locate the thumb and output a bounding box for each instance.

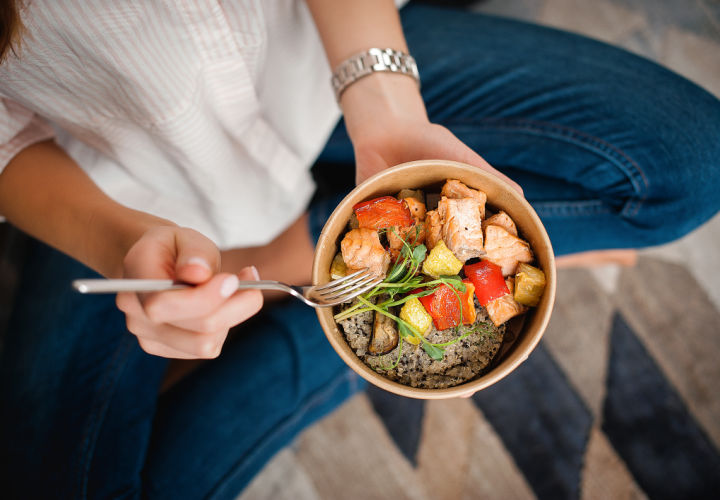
[173,228,221,284]
[455,147,524,197]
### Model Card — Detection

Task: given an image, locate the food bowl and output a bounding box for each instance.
[311,159,556,399]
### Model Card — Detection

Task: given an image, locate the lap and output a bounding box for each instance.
[143,299,361,499]
[0,236,168,498]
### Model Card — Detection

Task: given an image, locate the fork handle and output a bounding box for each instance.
[72,278,289,294]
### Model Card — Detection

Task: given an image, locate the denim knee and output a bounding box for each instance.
[620,86,720,247]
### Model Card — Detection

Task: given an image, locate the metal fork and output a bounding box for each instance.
[71,268,383,308]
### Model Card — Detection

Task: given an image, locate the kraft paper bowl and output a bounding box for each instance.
[311,160,556,399]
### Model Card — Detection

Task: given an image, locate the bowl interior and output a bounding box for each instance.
[312,160,556,399]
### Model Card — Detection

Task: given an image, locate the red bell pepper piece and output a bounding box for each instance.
[464,260,509,306]
[418,280,476,330]
[353,196,414,230]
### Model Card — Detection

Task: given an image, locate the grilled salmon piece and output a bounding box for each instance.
[482,211,517,236]
[438,197,485,263]
[340,228,390,277]
[441,179,487,219]
[425,210,442,250]
[485,277,528,326]
[387,223,426,260]
[403,196,427,221]
[482,224,533,276]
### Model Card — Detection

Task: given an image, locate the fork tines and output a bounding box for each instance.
[314,268,382,303]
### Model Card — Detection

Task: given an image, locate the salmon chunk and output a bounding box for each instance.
[340,228,390,277]
[482,211,518,236]
[387,223,426,260]
[441,179,487,219]
[482,224,533,276]
[485,277,528,326]
[403,197,427,221]
[425,210,442,250]
[438,197,485,263]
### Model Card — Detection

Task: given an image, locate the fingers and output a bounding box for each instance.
[140,272,241,323]
[173,229,221,283]
[118,292,216,358]
[425,124,525,197]
[451,140,524,197]
[123,226,220,283]
[172,285,264,333]
[136,337,213,360]
[472,155,524,196]
[117,266,263,358]
[131,316,226,359]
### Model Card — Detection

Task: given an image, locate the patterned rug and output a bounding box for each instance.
[239,257,720,499]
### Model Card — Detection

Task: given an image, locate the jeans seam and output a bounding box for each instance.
[532,199,613,217]
[448,117,650,217]
[206,367,357,500]
[76,334,136,500]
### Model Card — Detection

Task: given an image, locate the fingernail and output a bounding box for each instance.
[249,265,260,281]
[220,275,239,298]
[187,257,212,271]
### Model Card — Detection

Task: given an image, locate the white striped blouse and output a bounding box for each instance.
[0,0,340,248]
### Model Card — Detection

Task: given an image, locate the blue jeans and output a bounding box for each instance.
[318,9,720,255]
[2,5,719,499]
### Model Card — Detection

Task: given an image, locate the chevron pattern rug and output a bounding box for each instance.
[239,257,720,499]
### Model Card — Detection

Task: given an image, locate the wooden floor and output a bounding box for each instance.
[239,1,720,498]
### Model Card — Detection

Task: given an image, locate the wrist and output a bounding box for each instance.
[340,71,429,145]
[87,202,176,278]
[332,48,419,101]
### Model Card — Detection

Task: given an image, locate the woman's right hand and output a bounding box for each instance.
[115,226,264,359]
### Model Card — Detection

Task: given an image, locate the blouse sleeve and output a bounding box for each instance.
[0,98,55,172]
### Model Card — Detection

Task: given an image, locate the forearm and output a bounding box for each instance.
[305,0,407,67]
[0,140,173,278]
[306,0,427,138]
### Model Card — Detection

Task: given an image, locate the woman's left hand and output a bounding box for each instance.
[340,73,523,195]
[354,119,522,194]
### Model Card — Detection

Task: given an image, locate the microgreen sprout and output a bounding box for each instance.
[334,229,489,366]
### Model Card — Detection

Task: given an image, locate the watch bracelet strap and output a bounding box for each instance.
[331,48,420,102]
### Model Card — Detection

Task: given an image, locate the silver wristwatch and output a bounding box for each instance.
[331,48,420,102]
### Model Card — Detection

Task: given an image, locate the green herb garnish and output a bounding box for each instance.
[334,229,488,369]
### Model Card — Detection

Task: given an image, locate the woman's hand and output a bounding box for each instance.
[353,119,523,194]
[115,226,264,359]
[340,73,523,195]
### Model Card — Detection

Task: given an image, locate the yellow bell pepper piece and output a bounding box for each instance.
[399,296,433,344]
[514,263,546,307]
[330,253,347,280]
[422,240,463,277]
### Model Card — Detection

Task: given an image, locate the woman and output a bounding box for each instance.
[1,0,718,498]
